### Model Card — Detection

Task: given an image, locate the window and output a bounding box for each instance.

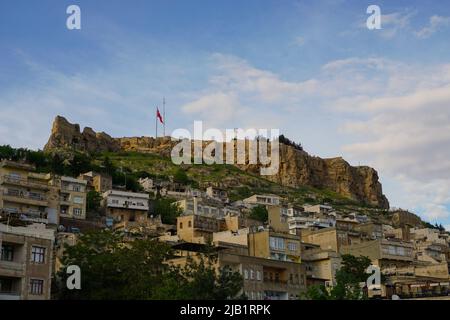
[73,185,82,192]
[29,279,44,295]
[1,245,14,261]
[29,192,43,200]
[31,246,45,263]
[188,221,192,228]
[256,271,261,281]
[9,173,21,180]
[112,199,119,204]
[244,269,249,280]
[179,222,183,229]
[0,278,13,293]
[73,208,82,216]
[250,269,254,280]
[73,196,83,204]
[388,245,396,255]
[269,237,285,250]
[288,242,297,251]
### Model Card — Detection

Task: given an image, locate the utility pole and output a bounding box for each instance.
[163,97,166,137]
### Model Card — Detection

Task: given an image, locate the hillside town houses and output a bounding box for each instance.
[1,159,450,300]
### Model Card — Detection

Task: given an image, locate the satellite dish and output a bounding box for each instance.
[392,295,400,300]
[57,225,66,232]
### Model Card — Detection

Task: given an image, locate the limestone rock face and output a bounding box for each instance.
[44,116,120,152]
[44,116,389,208]
[237,143,389,208]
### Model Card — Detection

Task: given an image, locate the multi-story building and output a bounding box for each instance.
[303,204,333,215]
[355,222,384,241]
[0,160,58,225]
[340,238,414,269]
[102,190,149,232]
[248,228,302,263]
[301,242,342,286]
[243,194,281,208]
[78,171,112,193]
[177,214,224,243]
[301,227,352,253]
[280,205,304,217]
[0,223,54,300]
[171,241,307,300]
[206,186,228,202]
[176,197,239,217]
[52,176,87,220]
[288,216,336,235]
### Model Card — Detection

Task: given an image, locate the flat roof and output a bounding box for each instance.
[61,176,88,185]
[103,189,149,199]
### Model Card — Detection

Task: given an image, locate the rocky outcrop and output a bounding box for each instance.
[44,116,389,208]
[270,144,389,208]
[44,116,121,152]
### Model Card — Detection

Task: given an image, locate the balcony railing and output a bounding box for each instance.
[3,190,46,202]
[1,208,48,223]
[1,175,49,189]
[263,278,288,285]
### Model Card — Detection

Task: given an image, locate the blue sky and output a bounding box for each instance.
[1,0,450,228]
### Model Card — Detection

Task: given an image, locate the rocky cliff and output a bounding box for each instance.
[44,116,121,153]
[44,116,389,208]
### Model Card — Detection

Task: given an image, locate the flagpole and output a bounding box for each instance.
[163,97,166,137]
[155,105,158,138]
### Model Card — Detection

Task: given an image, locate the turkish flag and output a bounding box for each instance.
[156,108,164,124]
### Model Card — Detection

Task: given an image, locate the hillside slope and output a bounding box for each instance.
[44,116,389,208]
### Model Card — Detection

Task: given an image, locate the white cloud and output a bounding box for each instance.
[326,58,450,224]
[379,10,415,38]
[182,92,243,126]
[415,15,450,39]
[4,47,450,227]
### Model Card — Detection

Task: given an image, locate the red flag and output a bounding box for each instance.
[156,107,164,124]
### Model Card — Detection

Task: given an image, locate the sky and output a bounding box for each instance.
[1,0,450,229]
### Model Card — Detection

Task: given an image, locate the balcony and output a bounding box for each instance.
[1,208,48,224]
[0,175,49,190]
[0,260,25,278]
[0,292,20,300]
[2,190,47,206]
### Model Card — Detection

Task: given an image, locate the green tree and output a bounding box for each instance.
[101,156,116,176]
[303,254,371,300]
[154,252,244,300]
[173,168,190,185]
[55,230,174,300]
[54,230,244,300]
[86,190,102,212]
[249,205,268,222]
[125,175,142,192]
[153,198,182,224]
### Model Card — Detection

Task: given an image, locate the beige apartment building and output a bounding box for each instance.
[52,176,87,220]
[248,229,302,263]
[301,227,351,253]
[177,214,224,243]
[0,223,54,300]
[0,160,58,225]
[171,241,307,300]
[301,242,342,286]
[340,238,414,269]
[78,171,112,193]
[102,190,150,232]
